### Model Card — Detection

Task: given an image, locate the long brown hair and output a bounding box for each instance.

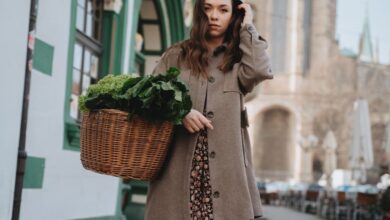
[178,0,244,78]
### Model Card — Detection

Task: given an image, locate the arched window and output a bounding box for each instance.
[132,0,186,75]
[134,0,166,75]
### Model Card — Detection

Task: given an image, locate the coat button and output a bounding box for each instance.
[208,76,215,83]
[247,25,255,32]
[213,191,220,198]
[206,111,214,119]
[210,151,216,158]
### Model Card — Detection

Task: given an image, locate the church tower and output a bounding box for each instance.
[358,11,374,63]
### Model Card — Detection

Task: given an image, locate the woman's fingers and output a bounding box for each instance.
[237,3,250,11]
[191,117,205,130]
[183,110,197,133]
[194,111,214,130]
[199,115,214,130]
[183,109,214,133]
[183,120,196,133]
[184,119,200,133]
[191,122,201,132]
[184,124,194,133]
[237,3,254,25]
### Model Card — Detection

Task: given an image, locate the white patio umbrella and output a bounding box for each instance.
[323,130,337,188]
[382,119,390,153]
[349,99,374,184]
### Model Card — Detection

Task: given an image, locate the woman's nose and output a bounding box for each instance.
[210,9,218,20]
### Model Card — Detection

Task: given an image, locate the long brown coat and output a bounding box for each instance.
[145,24,273,220]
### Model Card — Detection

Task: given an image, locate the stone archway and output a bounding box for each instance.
[252,107,296,181]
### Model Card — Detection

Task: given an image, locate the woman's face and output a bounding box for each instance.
[203,0,233,40]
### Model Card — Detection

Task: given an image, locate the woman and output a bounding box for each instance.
[145,0,273,219]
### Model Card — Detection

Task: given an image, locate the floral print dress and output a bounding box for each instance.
[189,128,214,220]
[189,89,214,220]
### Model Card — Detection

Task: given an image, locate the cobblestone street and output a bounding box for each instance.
[262,205,323,220]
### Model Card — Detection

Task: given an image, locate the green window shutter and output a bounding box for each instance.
[33,38,54,76]
[23,156,45,189]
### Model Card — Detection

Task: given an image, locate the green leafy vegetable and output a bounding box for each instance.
[79,68,192,125]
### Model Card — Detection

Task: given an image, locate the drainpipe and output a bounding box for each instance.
[12,0,38,219]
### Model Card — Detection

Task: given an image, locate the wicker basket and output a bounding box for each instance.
[80,109,174,181]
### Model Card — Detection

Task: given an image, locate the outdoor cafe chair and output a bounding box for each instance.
[260,191,280,206]
[335,191,353,220]
[352,192,379,220]
[302,190,320,214]
[294,190,304,210]
[317,190,336,219]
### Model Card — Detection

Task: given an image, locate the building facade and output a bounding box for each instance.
[245,0,390,183]
[0,0,189,219]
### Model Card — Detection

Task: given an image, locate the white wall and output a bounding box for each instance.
[16,0,120,219]
[0,1,31,219]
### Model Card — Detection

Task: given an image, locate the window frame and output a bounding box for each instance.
[64,0,105,151]
[134,0,166,76]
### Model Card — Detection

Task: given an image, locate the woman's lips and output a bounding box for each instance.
[209,24,220,29]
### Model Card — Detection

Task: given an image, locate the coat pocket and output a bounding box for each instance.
[223,71,243,94]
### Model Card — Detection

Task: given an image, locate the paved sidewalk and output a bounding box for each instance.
[261,205,323,220]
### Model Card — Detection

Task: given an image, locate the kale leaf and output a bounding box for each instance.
[79,68,192,125]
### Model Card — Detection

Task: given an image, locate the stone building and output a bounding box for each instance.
[245,0,390,183]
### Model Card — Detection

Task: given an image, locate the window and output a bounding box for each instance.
[135,0,165,75]
[64,0,104,150]
[70,0,104,122]
[271,0,288,73]
[138,0,163,53]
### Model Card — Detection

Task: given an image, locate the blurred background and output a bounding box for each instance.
[1,0,389,219]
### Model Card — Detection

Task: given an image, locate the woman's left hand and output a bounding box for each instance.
[237,3,254,26]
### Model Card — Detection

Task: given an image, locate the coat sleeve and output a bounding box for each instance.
[237,23,273,95]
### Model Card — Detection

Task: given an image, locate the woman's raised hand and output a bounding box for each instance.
[183,109,214,133]
[237,3,254,26]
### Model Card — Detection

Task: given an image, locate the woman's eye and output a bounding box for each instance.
[221,9,228,13]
